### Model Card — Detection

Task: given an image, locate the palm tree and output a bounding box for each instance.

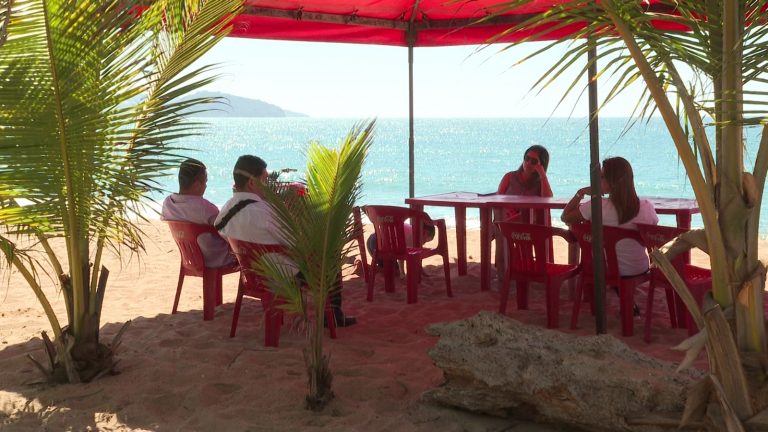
[256,120,374,410]
[0,0,243,383]
[488,0,768,427]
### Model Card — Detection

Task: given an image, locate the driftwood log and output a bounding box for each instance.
[423,311,704,431]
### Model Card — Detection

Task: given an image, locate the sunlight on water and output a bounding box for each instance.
[148,117,766,234]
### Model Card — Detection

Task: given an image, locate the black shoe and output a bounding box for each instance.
[338,316,357,327]
[325,314,357,328]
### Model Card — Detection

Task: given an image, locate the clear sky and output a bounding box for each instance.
[197,37,649,118]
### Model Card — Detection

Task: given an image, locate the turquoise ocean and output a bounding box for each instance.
[151,117,768,233]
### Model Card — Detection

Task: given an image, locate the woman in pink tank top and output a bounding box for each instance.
[493,145,553,272]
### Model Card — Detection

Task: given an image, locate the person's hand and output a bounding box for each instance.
[576,187,592,198]
[534,163,547,179]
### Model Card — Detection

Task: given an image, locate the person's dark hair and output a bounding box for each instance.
[233,155,267,190]
[524,145,549,171]
[518,145,550,181]
[424,222,436,240]
[178,158,206,191]
[602,156,639,224]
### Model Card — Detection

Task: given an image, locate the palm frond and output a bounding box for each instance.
[254,119,373,409]
[0,0,243,349]
[490,0,768,125]
[257,120,374,312]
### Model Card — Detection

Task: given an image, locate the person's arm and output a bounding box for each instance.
[202,198,220,225]
[497,172,511,194]
[561,187,591,224]
[642,199,659,225]
[265,208,288,246]
[535,165,553,197]
[493,172,512,222]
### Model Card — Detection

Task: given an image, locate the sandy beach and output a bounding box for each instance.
[0,220,731,431]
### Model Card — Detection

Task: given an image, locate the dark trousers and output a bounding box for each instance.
[297,271,345,321]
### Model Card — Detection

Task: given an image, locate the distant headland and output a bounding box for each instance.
[181,91,308,118]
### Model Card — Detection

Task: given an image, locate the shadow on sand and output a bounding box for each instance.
[1,265,564,431]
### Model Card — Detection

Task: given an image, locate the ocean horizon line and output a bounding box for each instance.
[155,117,768,234]
[196,115,664,120]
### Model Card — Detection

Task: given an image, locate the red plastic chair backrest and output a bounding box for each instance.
[634,223,685,249]
[352,206,369,269]
[635,223,687,273]
[226,238,285,293]
[363,205,433,257]
[570,222,645,281]
[569,223,597,278]
[166,220,222,276]
[495,222,570,275]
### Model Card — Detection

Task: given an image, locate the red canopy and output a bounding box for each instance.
[234,1,685,47]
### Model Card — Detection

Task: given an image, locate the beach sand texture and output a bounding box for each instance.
[0,221,744,431]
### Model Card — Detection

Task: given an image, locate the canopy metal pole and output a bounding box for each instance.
[407,22,416,198]
[587,39,606,334]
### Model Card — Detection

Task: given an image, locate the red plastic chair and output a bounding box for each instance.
[227,238,336,347]
[569,222,650,337]
[363,205,452,304]
[635,223,712,341]
[352,206,371,284]
[494,208,555,268]
[273,181,307,198]
[166,221,240,321]
[495,222,580,328]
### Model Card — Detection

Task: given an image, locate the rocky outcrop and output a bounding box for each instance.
[424,311,704,431]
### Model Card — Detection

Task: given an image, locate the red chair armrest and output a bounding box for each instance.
[433,218,448,249]
[552,226,576,244]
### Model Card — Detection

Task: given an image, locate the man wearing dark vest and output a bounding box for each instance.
[215,155,356,327]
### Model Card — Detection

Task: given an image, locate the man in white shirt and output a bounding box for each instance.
[162,158,234,268]
[215,155,356,327]
[214,156,280,244]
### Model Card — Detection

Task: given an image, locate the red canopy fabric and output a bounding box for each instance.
[234,1,685,47]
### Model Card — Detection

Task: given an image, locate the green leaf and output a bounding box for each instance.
[0,0,243,353]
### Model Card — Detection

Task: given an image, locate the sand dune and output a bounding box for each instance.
[0,220,729,431]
